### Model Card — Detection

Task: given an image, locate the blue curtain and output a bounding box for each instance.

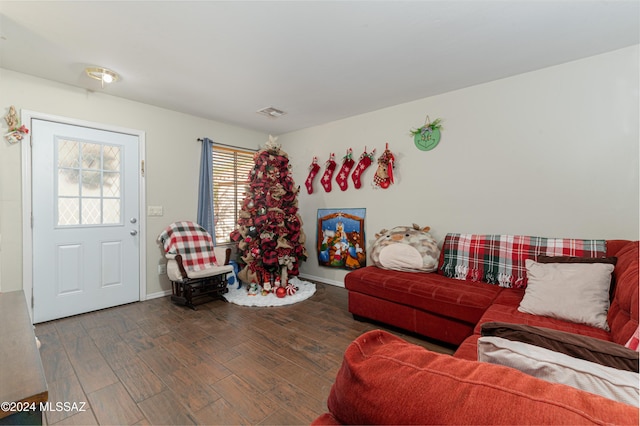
[197,138,215,239]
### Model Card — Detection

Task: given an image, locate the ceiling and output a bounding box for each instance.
[1,1,638,135]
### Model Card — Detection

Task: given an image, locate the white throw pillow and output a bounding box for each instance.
[478,336,639,407]
[518,259,614,331]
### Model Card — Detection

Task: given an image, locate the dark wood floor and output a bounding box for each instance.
[35,282,454,425]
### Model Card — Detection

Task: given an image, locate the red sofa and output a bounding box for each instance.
[315,239,639,424]
[313,329,639,425]
[345,239,639,358]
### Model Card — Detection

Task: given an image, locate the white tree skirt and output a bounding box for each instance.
[224,277,316,307]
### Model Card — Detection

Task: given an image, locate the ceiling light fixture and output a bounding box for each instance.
[85,67,119,88]
[257,106,286,118]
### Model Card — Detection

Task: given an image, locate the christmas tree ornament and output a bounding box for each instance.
[248,283,260,296]
[285,283,298,296]
[373,143,396,189]
[351,147,376,189]
[275,286,287,298]
[304,156,321,194]
[321,153,337,192]
[335,148,355,191]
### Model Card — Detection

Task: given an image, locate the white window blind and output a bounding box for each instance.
[212,145,255,244]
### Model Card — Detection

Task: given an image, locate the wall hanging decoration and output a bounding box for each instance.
[351,147,376,189]
[321,153,337,192]
[317,208,366,270]
[4,105,29,144]
[373,143,395,189]
[411,116,442,151]
[305,156,320,194]
[335,148,355,191]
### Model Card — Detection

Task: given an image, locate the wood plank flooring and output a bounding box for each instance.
[35,282,454,425]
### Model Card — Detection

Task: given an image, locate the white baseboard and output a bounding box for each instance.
[144,289,172,300]
[299,273,345,288]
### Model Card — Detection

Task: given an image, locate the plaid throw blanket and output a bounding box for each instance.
[440,234,607,288]
[158,221,218,272]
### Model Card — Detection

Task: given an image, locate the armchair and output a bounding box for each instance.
[158,221,234,309]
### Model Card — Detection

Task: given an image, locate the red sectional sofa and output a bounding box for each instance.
[313,329,639,425]
[313,239,639,424]
[345,239,639,357]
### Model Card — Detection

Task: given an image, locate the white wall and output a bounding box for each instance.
[0,69,268,295]
[280,46,640,287]
[2,46,637,293]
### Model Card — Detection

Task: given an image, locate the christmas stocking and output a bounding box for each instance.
[351,148,376,189]
[373,143,395,189]
[335,148,355,191]
[304,156,320,194]
[321,153,336,192]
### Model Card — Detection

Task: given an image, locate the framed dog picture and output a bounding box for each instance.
[317,208,366,270]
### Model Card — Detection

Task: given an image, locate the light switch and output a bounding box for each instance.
[148,206,163,216]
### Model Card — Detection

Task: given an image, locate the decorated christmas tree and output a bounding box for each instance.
[230,136,307,296]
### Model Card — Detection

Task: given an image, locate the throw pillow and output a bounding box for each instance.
[518,259,613,331]
[480,322,638,372]
[370,225,440,272]
[478,336,639,407]
[536,255,618,298]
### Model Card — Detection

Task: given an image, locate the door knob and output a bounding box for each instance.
[130,230,138,236]
[130,218,137,224]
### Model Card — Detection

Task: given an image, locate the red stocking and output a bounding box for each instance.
[304,157,320,194]
[321,153,336,192]
[351,148,376,189]
[373,143,395,189]
[335,148,355,191]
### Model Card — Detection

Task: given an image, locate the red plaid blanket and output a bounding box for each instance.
[440,234,607,288]
[158,221,218,272]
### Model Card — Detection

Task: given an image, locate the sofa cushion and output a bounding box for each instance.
[324,330,638,425]
[480,322,638,372]
[345,266,502,325]
[606,241,639,346]
[475,303,612,341]
[478,336,639,407]
[348,291,475,345]
[518,260,614,331]
[453,334,481,360]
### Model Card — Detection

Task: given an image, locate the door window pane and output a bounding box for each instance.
[58,198,79,225]
[103,199,121,224]
[81,171,102,197]
[58,170,79,196]
[103,172,120,197]
[82,199,101,225]
[56,138,122,226]
[82,143,102,169]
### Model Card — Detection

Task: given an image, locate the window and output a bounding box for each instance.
[212,145,255,244]
[56,138,122,226]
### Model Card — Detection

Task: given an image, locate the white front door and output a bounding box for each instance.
[31,119,140,323]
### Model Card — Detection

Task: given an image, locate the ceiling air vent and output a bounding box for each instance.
[257,106,286,118]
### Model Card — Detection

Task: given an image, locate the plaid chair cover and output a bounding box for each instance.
[158,221,218,272]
